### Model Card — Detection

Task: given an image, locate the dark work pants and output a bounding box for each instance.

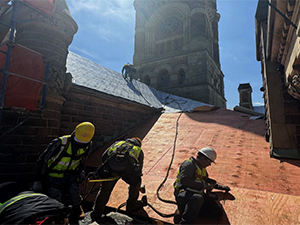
[47,175,81,206]
[175,190,223,224]
[90,177,141,221]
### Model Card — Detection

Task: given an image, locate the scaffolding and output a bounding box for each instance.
[0,0,57,118]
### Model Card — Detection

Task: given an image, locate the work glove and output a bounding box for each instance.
[215,183,231,192]
[78,171,86,183]
[203,181,214,191]
[206,178,217,185]
[33,181,43,193]
[221,185,231,192]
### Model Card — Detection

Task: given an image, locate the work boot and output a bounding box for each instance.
[90,211,104,223]
[173,209,181,224]
[69,205,85,223]
[126,197,147,213]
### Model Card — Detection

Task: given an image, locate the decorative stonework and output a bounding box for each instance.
[12,0,78,99]
[133,0,226,107]
[15,0,78,70]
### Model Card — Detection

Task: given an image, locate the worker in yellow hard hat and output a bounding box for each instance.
[90,137,144,222]
[33,122,95,222]
[173,147,231,224]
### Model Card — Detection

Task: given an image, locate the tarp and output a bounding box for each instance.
[23,0,56,17]
[0,182,70,225]
[0,44,44,111]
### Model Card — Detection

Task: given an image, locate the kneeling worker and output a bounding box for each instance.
[173,147,230,224]
[90,137,144,222]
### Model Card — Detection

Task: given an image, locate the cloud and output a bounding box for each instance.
[67,0,134,23]
[67,0,135,42]
[253,102,264,106]
[70,46,99,60]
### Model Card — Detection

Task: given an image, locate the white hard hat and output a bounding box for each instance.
[198,147,217,163]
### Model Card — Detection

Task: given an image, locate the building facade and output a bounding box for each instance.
[256,0,300,159]
[0,0,160,184]
[132,0,226,108]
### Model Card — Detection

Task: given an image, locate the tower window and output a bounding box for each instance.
[178,69,186,84]
[158,69,170,87]
[144,75,150,85]
[191,13,206,38]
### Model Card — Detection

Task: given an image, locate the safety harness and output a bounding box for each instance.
[107,140,141,163]
[174,158,207,195]
[47,135,88,178]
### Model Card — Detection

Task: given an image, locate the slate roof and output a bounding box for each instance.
[66,51,212,113]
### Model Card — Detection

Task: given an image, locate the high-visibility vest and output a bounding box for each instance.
[47,135,88,178]
[107,141,141,163]
[174,158,207,194]
[0,193,47,214]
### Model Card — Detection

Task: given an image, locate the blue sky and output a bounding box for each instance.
[66,0,264,109]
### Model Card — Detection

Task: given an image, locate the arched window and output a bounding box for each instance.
[158,69,170,87]
[144,75,150,85]
[178,69,186,84]
[191,13,206,38]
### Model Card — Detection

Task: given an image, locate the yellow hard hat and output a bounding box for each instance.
[74,122,95,143]
[132,137,142,147]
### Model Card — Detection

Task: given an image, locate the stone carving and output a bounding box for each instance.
[288,74,300,100]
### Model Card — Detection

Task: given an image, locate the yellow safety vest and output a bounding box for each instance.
[47,135,87,178]
[174,158,207,194]
[107,141,141,163]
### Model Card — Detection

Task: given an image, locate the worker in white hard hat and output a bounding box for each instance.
[33,122,95,222]
[173,147,230,224]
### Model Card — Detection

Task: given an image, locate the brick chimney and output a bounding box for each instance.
[238,83,253,110]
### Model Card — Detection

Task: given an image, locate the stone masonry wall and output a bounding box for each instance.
[0,85,161,184]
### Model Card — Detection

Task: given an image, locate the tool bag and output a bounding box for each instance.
[107,142,132,172]
[94,141,139,179]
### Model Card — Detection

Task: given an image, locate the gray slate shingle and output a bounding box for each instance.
[66,51,211,113]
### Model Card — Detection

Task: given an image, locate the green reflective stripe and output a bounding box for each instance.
[61,136,68,145]
[48,135,87,178]
[107,141,141,163]
[0,193,47,214]
[174,159,207,194]
[108,141,126,156]
[48,136,69,167]
[174,169,181,189]
[57,160,80,167]
[129,146,141,163]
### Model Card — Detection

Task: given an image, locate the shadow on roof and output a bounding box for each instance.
[184,107,266,137]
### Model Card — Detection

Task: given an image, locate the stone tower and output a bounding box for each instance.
[132,0,226,107]
[238,83,253,110]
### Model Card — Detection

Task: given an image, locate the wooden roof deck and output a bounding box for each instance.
[85,108,300,224]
